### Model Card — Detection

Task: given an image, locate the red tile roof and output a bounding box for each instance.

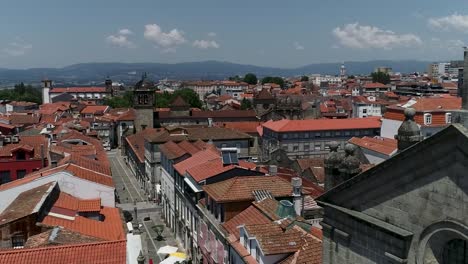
[80,105,109,115]
[41,207,125,241]
[222,205,271,238]
[173,148,220,176]
[203,176,294,203]
[187,159,257,182]
[215,122,263,134]
[386,96,461,112]
[159,141,187,160]
[50,87,108,93]
[0,135,48,159]
[54,192,101,212]
[349,136,398,156]
[363,82,387,89]
[0,240,126,264]
[278,230,322,264]
[177,140,203,155]
[262,117,381,132]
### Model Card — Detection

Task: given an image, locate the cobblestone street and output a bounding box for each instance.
[108,150,182,263]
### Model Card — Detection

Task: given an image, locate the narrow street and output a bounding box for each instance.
[107,149,182,263]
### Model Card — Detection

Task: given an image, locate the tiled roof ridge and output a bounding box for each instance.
[0,239,126,254]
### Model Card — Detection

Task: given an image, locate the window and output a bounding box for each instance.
[0,171,10,184]
[11,234,25,248]
[16,170,27,179]
[16,151,26,161]
[335,131,341,136]
[256,246,261,261]
[304,145,309,151]
[293,146,298,151]
[443,239,468,264]
[363,109,367,114]
[243,233,248,247]
[446,113,452,124]
[424,113,432,125]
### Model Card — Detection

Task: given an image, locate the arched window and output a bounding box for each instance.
[443,239,468,264]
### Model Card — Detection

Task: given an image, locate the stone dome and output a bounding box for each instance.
[339,144,361,174]
[324,141,342,168]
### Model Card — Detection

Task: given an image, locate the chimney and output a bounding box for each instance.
[291,177,302,216]
[268,165,277,176]
[208,118,213,127]
[395,108,422,152]
[324,141,342,191]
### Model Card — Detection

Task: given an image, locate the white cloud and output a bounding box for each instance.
[332,23,422,49]
[2,41,32,56]
[428,13,468,32]
[208,32,217,37]
[118,28,133,35]
[193,39,220,49]
[106,28,135,48]
[293,41,304,50]
[144,24,185,52]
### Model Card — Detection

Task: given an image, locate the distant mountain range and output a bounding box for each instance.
[0,60,431,86]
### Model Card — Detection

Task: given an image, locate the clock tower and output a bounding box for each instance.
[133,73,155,132]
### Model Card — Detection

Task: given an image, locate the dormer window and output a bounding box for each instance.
[446,113,452,124]
[424,113,432,125]
[244,233,248,247]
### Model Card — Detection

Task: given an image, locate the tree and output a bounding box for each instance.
[228,75,242,81]
[348,75,355,79]
[300,76,309,82]
[261,76,285,88]
[371,72,390,84]
[0,83,42,104]
[154,89,203,109]
[103,91,133,108]
[243,73,258,85]
[240,98,252,110]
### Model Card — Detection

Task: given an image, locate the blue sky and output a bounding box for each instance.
[1,0,468,68]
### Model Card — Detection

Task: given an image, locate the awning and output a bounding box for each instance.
[184,177,203,193]
[160,256,186,264]
[157,245,178,255]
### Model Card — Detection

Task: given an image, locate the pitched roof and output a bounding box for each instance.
[187,159,257,182]
[54,192,101,212]
[262,117,381,132]
[222,205,271,238]
[363,82,387,89]
[349,136,398,156]
[386,96,461,112]
[215,122,263,134]
[255,89,275,100]
[170,95,189,107]
[41,207,125,241]
[278,232,322,264]
[50,87,108,93]
[173,148,220,175]
[24,227,103,248]
[178,140,204,155]
[0,182,55,225]
[244,223,303,255]
[159,141,187,160]
[0,135,48,159]
[80,105,109,115]
[0,240,126,264]
[203,176,293,202]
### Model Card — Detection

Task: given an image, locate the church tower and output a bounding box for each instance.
[340,62,346,79]
[42,79,52,104]
[133,73,155,132]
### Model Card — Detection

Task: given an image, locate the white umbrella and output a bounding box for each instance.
[157,245,178,255]
[160,256,185,264]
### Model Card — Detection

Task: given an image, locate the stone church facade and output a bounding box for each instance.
[318,123,468,264]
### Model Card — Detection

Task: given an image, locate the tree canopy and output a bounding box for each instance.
[0,83,42,104]
[103,91,133,108]
[240,98,252,110]
[155,88,203,109]
[228,75,242,82]
[371,72,390,84]
[300,76,309,82]
[261,76,285,88]
[243,73,258,85]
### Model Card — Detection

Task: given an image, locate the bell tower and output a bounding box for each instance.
[133,73,155,132]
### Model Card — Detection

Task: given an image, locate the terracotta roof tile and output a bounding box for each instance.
[177,140,203,155]
[159,141,188,160]
[386,96,461,112]
[41,207,125,241]
[349,136,398,156]
[215,122,263,134]
[0,240,126,264]
[203,176,293,202]
[24,228,103,248]
[187,159,256,182]
[222,205,271,238]
[50,87,108,93]
[173,148,220,175]
[262,117,381,133]
[80,105,109,115]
